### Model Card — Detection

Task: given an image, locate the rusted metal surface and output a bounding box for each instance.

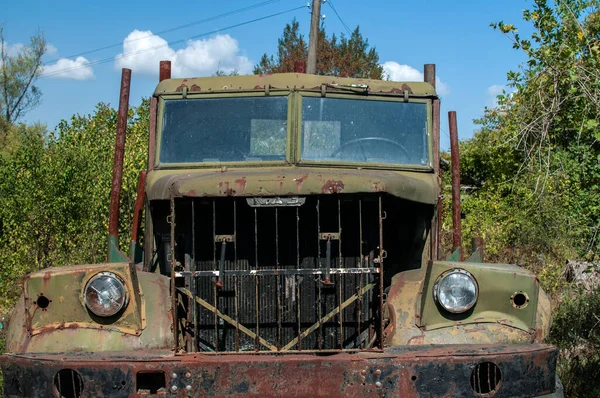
[467,236,485,262]
[130,171,147,243]
[147,97,157,171]
[169,195,382,354]
[108,68,131,241]
[153,73,437,97]
[5,270,172,354]
[159,60,171,82]
[1,345,558,397]
[423,64,436,89]
[448,110,462,258]
[146,167,440,205]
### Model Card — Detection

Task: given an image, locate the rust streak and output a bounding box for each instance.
[321,180,345,194]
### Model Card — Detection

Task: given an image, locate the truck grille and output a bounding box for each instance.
[169,194,385,353]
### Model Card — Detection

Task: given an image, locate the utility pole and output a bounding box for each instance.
[307,0,322,74]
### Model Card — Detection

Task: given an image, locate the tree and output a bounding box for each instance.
[452,3,600,394]
[253,19,383,79]
[0,26,47,125]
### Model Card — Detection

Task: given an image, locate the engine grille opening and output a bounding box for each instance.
[54,369,83,398]
[471,362,502,395]
[153,193,431,354]
[136,371,166,394]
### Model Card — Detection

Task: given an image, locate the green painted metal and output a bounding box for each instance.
[153,73,437,97]
[419,261,540,332]
[445,248,461,262]
[107,235,129,263]
[466,247,483,263]
[6,268,173,353]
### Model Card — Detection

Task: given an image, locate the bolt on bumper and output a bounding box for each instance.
[1,344,561,397]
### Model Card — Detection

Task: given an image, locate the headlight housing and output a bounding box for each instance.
[433,269,478,313]
[84,272,128,317]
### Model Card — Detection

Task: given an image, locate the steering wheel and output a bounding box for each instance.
[330,137,410,162]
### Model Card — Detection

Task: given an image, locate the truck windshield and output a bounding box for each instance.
[301,97,429,166]
[160,96,288,164]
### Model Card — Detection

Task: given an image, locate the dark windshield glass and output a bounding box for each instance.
[160,96,288,164]
[301,97,428,165]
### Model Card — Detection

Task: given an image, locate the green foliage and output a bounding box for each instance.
[549,286,600,397]
[0,101,149,311]
[253,19,383,79]
[452,1,600,396]
[0,26,47,124]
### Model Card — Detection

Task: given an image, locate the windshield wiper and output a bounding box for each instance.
[325,83,369,94]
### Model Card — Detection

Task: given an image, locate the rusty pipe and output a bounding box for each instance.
[159,60,171,82]
[108,68,132,244]
[424,64,436,89]
[130,170,147,243]
[448,111,462,258]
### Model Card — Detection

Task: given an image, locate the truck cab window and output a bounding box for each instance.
[301,97,428,165]
[160,96,288,164]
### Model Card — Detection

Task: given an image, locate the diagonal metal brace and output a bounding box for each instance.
[281,283,375,351]
[178,287,277,352]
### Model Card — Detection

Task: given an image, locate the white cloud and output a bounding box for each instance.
[5,43,24,57]
[42,57,95,80]
[45,43,58,56]
[115,30,253,77]
[381,61,450,96]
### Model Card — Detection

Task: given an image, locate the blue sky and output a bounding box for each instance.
[3,0,534,148]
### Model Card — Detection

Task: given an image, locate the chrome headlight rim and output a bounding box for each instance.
[433,268,479,314]
[83,271,129,317]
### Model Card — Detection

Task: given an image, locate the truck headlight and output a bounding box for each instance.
[84,272,128,317]
[433,269,478,313]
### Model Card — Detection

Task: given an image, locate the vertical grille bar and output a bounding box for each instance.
[378,195,384,349]
[254,207,259,351]
[170,196,178,354]
[316,199,323,350]
[234,200,240,352]
[358,198,363,348]
[276,207,282,350]
[296,206,302,351]
[191,200,197,352]
[212,200,218,352]
[338,197,343,349]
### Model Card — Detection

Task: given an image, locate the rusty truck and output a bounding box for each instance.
[0,61,563,397]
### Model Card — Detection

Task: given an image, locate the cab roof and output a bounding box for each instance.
[153,73,437,97]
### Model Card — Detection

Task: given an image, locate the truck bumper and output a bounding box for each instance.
[1,344,561,398]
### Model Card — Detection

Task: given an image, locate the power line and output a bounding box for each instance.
[43,0,280,66]
[40,5,306,79]
[326,0,352,35]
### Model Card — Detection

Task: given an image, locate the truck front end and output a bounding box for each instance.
[1,70,562,397]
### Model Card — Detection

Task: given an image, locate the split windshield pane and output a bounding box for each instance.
[301,97,429,166]
[160,96,288,164]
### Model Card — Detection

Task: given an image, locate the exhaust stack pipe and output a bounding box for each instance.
[107,68,132,262]
[448,111,463,259]
[160,60,171,82]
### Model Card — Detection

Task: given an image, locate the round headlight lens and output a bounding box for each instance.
[84,272,128,317]
[434,269,478,313]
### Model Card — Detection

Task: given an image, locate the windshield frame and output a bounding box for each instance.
[155,91,294,169]
[295,92,433,171]
[154,90,433,172]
